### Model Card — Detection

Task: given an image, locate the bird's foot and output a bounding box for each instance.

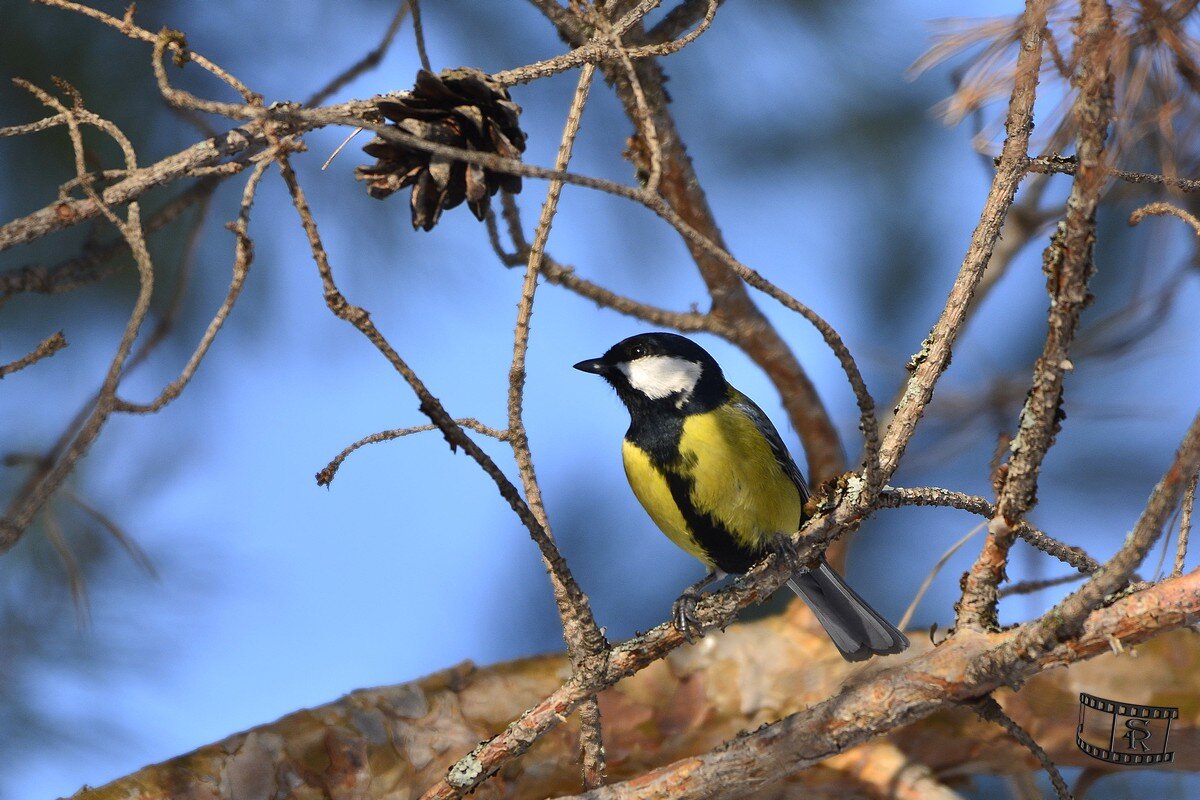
[771,533,803,574]
[671,588,705,644]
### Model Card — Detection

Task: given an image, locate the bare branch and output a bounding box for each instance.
[879,0,1048,480]
[0,177,219,304]
[0,331,68,379]
[1003,404,1200,661]
[0,113,66,136]
[560,570,1200,800]
[585,4,662,192]
[487,198,721,333]
[0,117,268,252]
[408,0,433,73]
[644,0,724,45]
[998,573,1084,598]
[1129,199,1200,234]
[111,152,276,413]
[491,1,721,87]
[877,486,1100,574]
[970,695,1072,800]
[448,61,611,798]
[316,419,510,487]
[32,0,259,102]
[1027,154,1200,192]
[304,1,411,107]
[959,0,1115,631]
[1171,470,1197,578]
[1,81,157,554]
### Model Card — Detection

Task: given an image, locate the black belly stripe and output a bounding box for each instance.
[661,469,761,575]
[627,409,764,575]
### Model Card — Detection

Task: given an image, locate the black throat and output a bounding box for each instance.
[618,375,726,468]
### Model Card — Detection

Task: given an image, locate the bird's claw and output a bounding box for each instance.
[671,589,705,643]
[772,533,803,574]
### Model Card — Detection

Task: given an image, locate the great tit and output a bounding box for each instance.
[574,332,909,662]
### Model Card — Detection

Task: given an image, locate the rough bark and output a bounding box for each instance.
[70,573,1200,800]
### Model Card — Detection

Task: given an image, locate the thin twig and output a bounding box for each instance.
[643,0,723,45]
[33,0,259,102]
[151,30,261,118]
[486,201,721,333]
[1171,470,1197,578]
[492,1,687,87]
[877,486,1100,574]
[585,3,662,192]
[970,696,1072,800]
[408,0,432,72]
[317,419,509,487]
[898,521,985,630]
[305,1,411,107]
[0,332,68,379]
[0,113,268,253]
[998,573,1084,598]
[119,182,217,379]
[1,81,156,554]
[1027,154,1200,192]
[503,60,609,793]
[0,113,67,136]
[1129,199,1200,235]
[1,178,220,303]
[113,152,276,414]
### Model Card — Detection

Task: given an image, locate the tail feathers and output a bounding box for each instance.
[787,558,909,662]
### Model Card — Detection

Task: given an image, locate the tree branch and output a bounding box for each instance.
[959,0,1115,630]
[564,570,1200,800]
[0,331,68,379]
[878,0,1048,480]
[68,572,1200,800]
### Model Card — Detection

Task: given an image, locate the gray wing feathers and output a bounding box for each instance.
[729,392,809,503]
[787,558,909,662]
[729,388,904,660]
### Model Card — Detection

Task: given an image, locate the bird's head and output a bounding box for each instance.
[574,332,725,414]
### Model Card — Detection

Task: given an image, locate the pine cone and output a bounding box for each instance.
[356,68,526,231]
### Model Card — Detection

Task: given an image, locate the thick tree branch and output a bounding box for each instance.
[565,570,1200,800]
[68,572,1200,800]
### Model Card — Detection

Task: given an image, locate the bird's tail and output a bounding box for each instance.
[786,557,909,662]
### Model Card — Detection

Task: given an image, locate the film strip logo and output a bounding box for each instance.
[1077,692,1177,765]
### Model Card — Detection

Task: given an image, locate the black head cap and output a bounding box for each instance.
[574,332,726,414]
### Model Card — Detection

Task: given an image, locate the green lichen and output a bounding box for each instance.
[447,751,485,788]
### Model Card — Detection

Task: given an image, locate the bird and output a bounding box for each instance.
[574,331,908,662]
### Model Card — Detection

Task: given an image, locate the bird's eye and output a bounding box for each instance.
[631,345,645,358]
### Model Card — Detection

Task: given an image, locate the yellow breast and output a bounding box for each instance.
[679,405,803,546]
[622,439,709,562]
[621,401,804,567]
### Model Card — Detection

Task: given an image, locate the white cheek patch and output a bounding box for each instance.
[618,355,702,400]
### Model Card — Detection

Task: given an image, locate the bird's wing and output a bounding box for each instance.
[728,388,810,503]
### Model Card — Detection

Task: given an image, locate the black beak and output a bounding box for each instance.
[573,358,607,375]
